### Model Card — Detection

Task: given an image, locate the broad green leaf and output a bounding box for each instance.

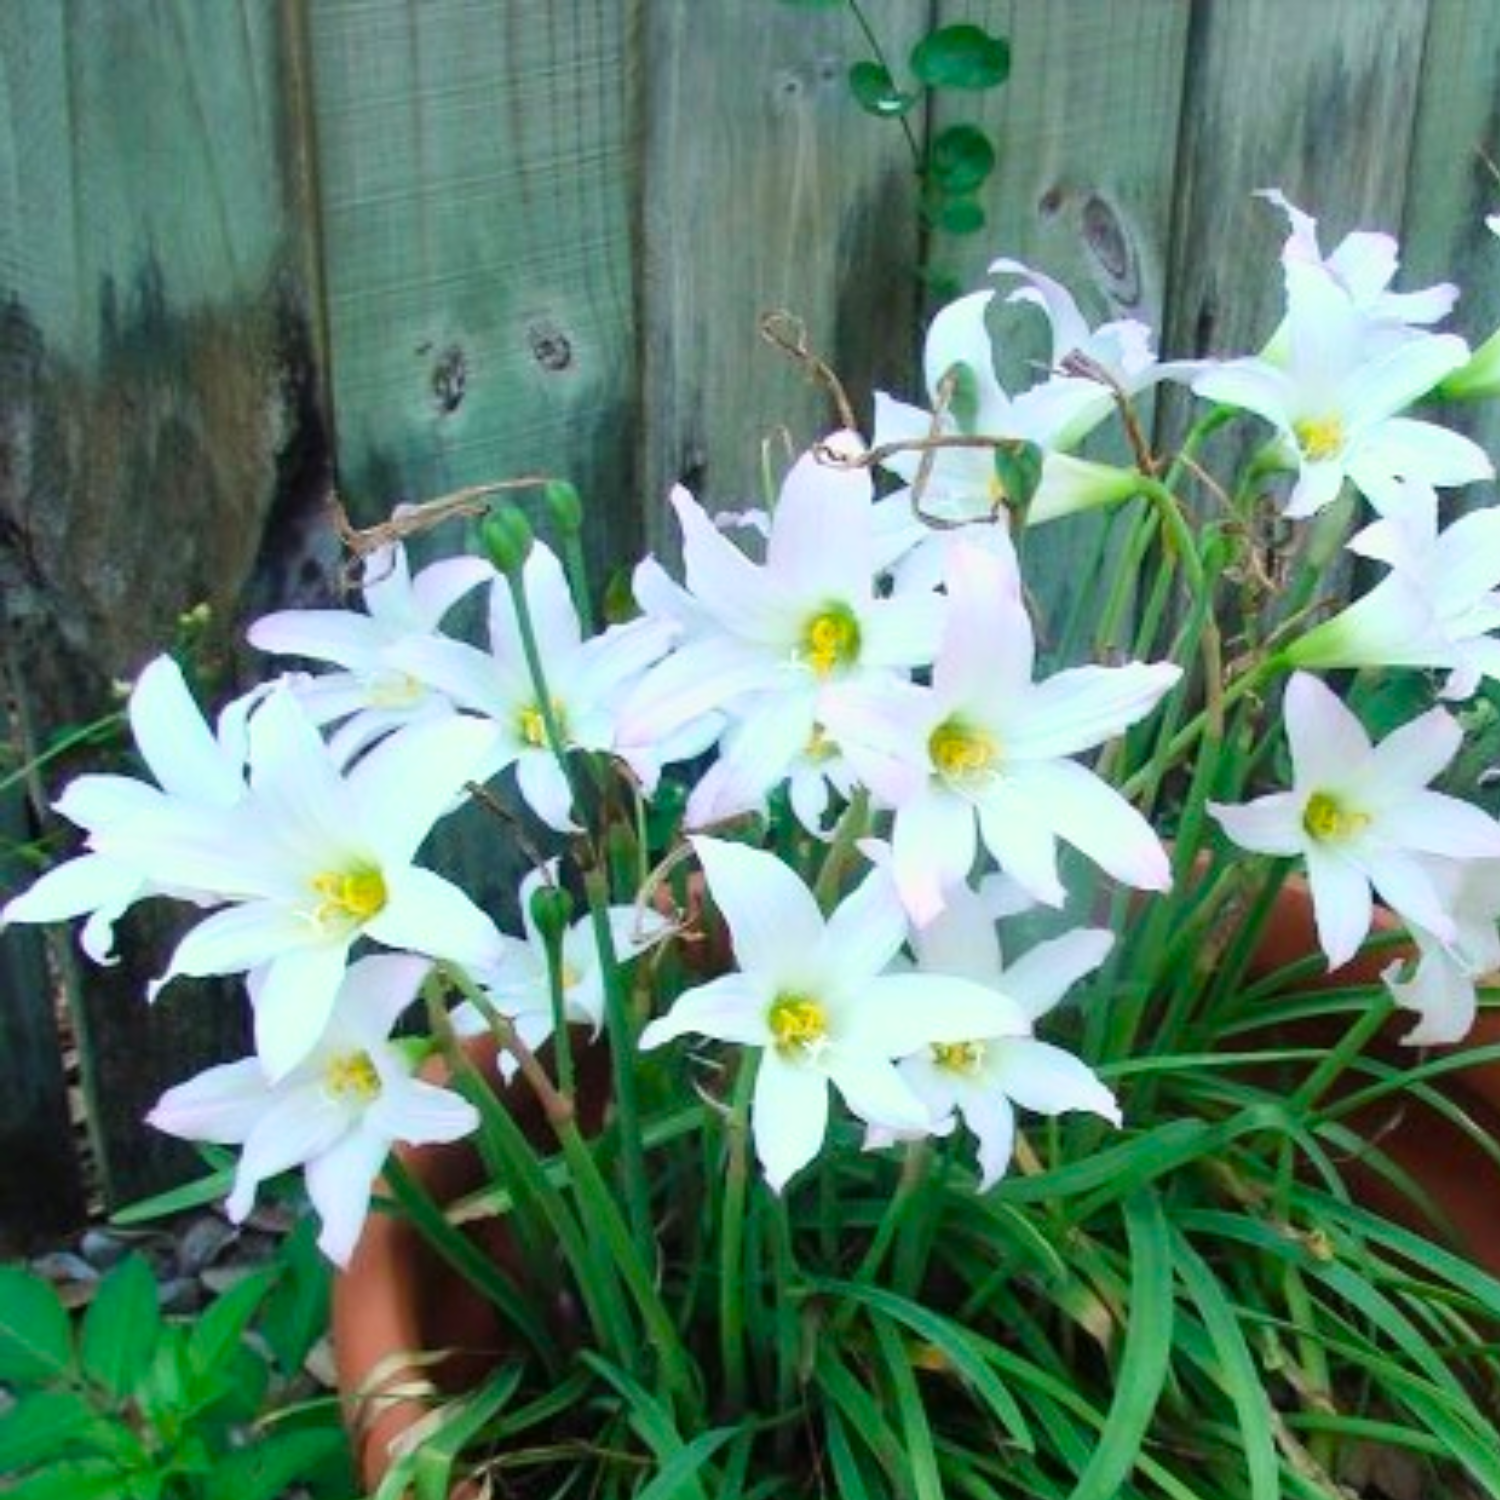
[0,1266,74,1386]
[0,1387,119,1471]
[848,60,915,117]
[910,24,1011,90]
[257,1217,332,1375]
[186,1269,271,1385]
[1066,1193,1174,1500]
[201,1428,349,1500]
[6,1458,130,1499]
[928,124,996,192]
[80,1254,161,1400]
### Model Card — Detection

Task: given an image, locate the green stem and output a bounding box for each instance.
[844,0,921,167]
[1286,992,1396,1116]
[583,865,654,1255]
[719,1057,757,1412]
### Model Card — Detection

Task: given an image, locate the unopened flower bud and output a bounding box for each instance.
[479,506,534,576]
[528,881,574,947]
[545,480,584,535]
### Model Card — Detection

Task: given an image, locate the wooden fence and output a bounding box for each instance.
[3,0,1500,1244]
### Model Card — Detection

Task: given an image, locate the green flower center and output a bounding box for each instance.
[310,866,388,927]
[1302,790,1368,843]
[324,1049,382,1103]
[932,1040,987,1075]
[799,604,861,677]
[929,716,999,783]
[1293,416,1345,462]
[768,994,828,1056]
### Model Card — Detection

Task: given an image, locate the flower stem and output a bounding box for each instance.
[718,1057,757,1411]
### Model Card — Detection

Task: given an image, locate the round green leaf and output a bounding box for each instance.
[928,124,997,192]
[0,1267,74,1386]
[932,195,987,236]
[847,60,916,117]
[910,25,1011,90]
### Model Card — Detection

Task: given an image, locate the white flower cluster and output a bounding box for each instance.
[9,191,1500,1258]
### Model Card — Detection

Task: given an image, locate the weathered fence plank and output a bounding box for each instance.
[931,0,1191,656]
[637,0,926,541]
[1403,0,1500,482]
[0,0,329,1211]
[307,0,643,576]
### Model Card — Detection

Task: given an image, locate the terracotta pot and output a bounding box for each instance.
[1244,878,1500,1277]
[333,888,1500,1493]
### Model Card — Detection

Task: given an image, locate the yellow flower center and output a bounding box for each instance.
[367,669,425,709]
[1293,416,1345,462]
[310,866,388,927]
[799,605,861,677]
[1302,790,1369,843]
[932,1040,987,1076]
[323,1049,382,1103]
[768,994,828,1056]
[518,698,567,748]
[929,717,999,783]
[560,962,582,991]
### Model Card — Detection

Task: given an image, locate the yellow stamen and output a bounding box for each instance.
[932,1040,986,1075]
[768,994,828,1056]
[310,867,388,927]
[1293,416,1345,462]
[324,1049,382,1103]
[805,723,838,762]
[929,717,999,783]
[1302,790,1369,843]
[367,669,425,709]
[799,605,861,677]
[518,698,567,748]
[559,962,582,991]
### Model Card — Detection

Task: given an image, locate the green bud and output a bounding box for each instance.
[528,881,575,947]
[544,480,584,534]
[479,505,534,575]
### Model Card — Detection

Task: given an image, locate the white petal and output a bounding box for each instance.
[304,1128,390,1266]
[691,836,825,985]
[3,854,144,933]
[638,973,771,1049]
[409,555,494,626]
[253,943,354,1080]
[367,1076,479,1146]
[334,953,434,1047]
[129,656,243,806]
[1003,662,1180,759]
[1284,672,1371,790]
[960,1091,1017,1191]
[765,435,874,602]
[228,1089,349,1222]
[1016,760,1171,893]
[163,902,326,982]
[1209,792,1304,856]
[820,865,909,985]
[367,866,510,972]
[893,788,978,925]
[857,973,1028,1054]
[1305,845,1374,970]
[975,787,1065,906]
[514,750,580,833]
[1001,928,1115,1022]
[988,1038,1121,1124]
[147,1059,270,1145]
[753,1053,828,1192]
[824,1051,927,1132]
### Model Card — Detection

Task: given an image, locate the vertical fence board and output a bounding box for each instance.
[637,0,927,541]
[929,1,1190,651]
[0,0,328,1210]
[1403,0,1500,485]
[308,0,642,576]
[0,713,84,1248]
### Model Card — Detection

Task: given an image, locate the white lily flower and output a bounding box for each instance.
[388,542,673,831]
[835,543,1179,922]
[1209,672,1500,970]
[148,954,478,1266]
[871,292,1144,580]
[1193,260,1488,519]
[1383,858,1500,1045]
[452,863,669,1071]
[1259,189,1458,341]
[95,687,509,1080]
[1288,482,1500,698]
[865,875,1120,1187]
[248,533,493,763]
[617,435,944,758]
[638,837,1024,1191]
[2,655,257,963]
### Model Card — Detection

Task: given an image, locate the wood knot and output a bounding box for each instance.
[527,320,573,372]
[1081,194,1141,307]
[429,345,467,414]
